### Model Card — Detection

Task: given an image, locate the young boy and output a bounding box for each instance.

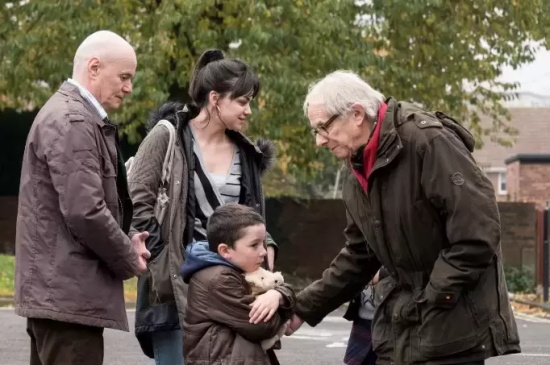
[181,204,296,365]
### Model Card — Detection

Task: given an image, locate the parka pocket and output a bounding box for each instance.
[371,277,397,355]
[417,294,481,358]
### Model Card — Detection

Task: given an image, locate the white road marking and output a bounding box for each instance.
[287,335,330,342]
[321,316,348,323]
[514,353,550,357]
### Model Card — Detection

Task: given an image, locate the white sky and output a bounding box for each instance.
[499,48,550,97]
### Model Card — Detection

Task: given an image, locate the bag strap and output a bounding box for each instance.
[154,119,177,187]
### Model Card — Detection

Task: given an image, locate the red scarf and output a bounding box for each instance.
[351,103,388,192]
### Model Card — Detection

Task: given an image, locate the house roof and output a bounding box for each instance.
[473,108,550,169]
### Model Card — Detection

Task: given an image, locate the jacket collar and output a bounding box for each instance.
[370,97,402,175]
[181,241,241,283]
[66,78,108,120]
[57,82,107,127]
[226,129,264,156]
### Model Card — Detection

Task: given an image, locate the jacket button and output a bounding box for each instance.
[173,274,177,279]
[392,313,399,321]
[175,181,180,185]
[373,220,381,228]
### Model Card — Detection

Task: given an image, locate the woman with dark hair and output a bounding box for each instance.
[128,49,278,364]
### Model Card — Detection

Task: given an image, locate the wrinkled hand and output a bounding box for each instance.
[285,314,304,336]
[131,231,151,274]
[249,289,282,324]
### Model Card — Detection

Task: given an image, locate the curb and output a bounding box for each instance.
[0,296,13,307]
[511,297,550,312]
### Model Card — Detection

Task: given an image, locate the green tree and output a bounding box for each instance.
[1,0,548,196]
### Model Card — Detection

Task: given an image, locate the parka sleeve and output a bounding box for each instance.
[295,206,381,326]
[127,125,170,259]
[420,129,500,308]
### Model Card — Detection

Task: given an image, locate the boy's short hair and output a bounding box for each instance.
[207,204,265,252]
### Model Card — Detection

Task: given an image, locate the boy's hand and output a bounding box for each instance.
[249,289,283,324]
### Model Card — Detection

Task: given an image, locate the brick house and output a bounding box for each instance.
[473,107,550,208]
[473,103,550,282]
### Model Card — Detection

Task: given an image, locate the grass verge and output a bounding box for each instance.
[0,254,138,301]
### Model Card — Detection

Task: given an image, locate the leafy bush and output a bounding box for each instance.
[504,266,535,294]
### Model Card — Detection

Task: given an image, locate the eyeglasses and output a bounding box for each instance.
[310,114,339,137]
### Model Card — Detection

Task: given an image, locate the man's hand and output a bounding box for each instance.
[285,314,304,335]
[249,289,282,324]
[131,231,151,274]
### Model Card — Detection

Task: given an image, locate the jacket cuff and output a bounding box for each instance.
[295,295,324,327]
[111,249,139,280]
[423,282,459,309]
[265,234,279,259]
[128,226,139,241]
[378,266,390,280]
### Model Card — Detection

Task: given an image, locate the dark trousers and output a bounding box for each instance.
[26,318,104,365]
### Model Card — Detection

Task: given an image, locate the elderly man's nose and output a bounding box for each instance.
[315,134,328,147]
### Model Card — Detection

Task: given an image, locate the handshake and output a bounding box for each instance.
[131,231,151,275]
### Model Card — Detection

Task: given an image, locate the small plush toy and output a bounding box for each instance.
[244,267,287,350]
[245,267,284,295]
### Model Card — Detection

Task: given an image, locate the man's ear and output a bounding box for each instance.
[87,57,101,79]
[350,103,367,126]
[218,243,231,260]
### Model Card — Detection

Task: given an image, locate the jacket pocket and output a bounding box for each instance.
[101,156,117,205]
[417,294,480,358]
[147,244,174,305]
[371,277,396,355]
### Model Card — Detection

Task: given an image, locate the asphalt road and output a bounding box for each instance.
[0,307,549,365]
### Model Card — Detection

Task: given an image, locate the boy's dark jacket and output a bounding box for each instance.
[182,241,296,365]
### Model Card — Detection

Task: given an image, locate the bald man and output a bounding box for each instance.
[15,30,150,365]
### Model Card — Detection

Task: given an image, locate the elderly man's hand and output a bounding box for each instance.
[131,231,151,274]
[285,314,304,336]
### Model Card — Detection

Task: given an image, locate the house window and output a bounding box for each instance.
[498,172,507,195]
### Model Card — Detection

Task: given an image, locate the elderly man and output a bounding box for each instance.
[286,71,520,365]
[15,30,150,365]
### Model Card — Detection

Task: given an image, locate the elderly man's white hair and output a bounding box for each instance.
[304,71,385,122]
[72,30,134,78]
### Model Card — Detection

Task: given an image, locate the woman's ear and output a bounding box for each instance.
[209,91,220,107]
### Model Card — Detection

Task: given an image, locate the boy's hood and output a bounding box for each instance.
[180,241,239,283]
